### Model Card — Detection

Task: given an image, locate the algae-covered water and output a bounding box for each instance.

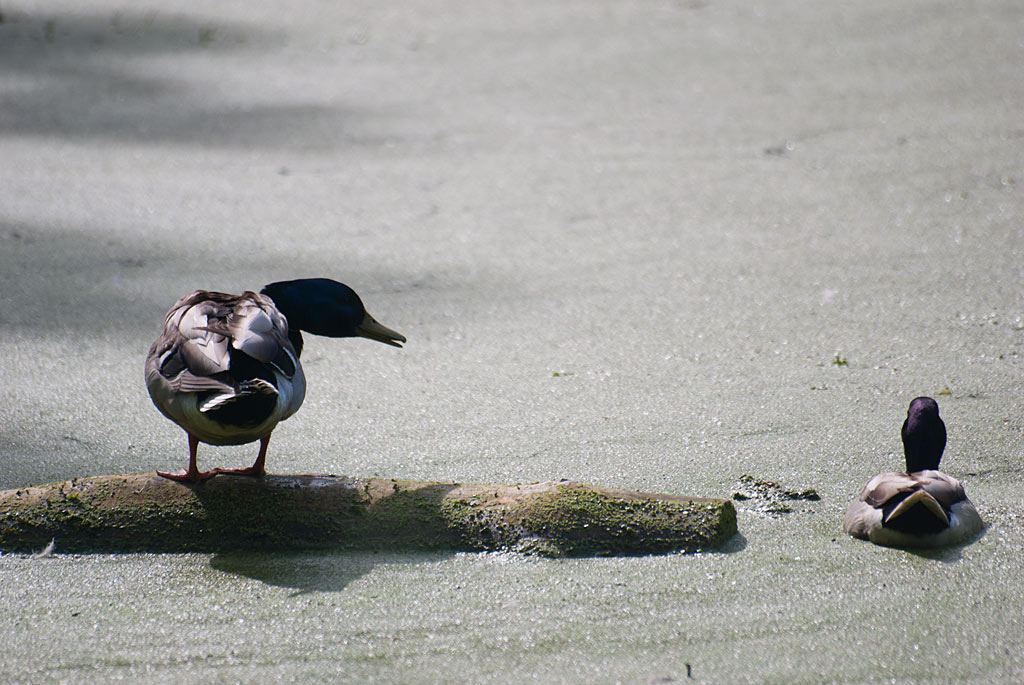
[2,0,1024,681]
[3,536,1022,683]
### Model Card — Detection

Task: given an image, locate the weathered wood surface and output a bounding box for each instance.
[0,473,737,556]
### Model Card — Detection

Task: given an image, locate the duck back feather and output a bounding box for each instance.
[145,290,305,445]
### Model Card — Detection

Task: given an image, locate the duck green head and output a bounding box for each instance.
[901,396,946,473]
[261,278,406,354]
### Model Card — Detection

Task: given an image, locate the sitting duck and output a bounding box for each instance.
[843,396,983,547]
[145,278,405,482]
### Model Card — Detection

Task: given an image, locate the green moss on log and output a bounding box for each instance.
[0,473,736,557]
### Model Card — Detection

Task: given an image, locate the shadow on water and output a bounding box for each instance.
[210,550,455,596]
[0,221,189,331]
[716,532,748,554]
[0,9,397,148]
[0,218,446,335]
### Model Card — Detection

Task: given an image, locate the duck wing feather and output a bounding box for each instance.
[147,290,297,395]
[912,469,969,509]
[860,471,919,508]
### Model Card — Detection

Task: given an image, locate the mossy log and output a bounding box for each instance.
[0,473,737,557]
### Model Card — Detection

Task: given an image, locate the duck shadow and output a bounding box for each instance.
[210,549,455,596]
[901,526,988,563]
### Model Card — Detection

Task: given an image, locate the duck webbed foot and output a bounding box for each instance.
[213,465,266,477]
[214,435,270,478]
[157,467,219,483]
[157,433,218,482]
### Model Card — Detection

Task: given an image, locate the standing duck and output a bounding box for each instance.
[145,278,405,482]
[843,397,983,548]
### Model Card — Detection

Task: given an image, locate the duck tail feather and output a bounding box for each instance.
[885,489,949,526]
[199,379,278,413]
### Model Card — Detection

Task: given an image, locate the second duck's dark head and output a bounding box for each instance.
[261,278,406,355]
[901,396,946,472]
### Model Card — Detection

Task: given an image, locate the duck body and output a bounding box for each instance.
[843,469,982,548]
[145,279,404,482]
[145,290,306,448]
[843,397,983,548]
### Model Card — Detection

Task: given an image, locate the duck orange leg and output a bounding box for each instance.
[157,433,218,482]
[215,434,270,477]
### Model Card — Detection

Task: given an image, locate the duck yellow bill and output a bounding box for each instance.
[356,313,406,347]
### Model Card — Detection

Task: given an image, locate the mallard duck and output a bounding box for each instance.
[145,278,405,482]
[843,396,983,548]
